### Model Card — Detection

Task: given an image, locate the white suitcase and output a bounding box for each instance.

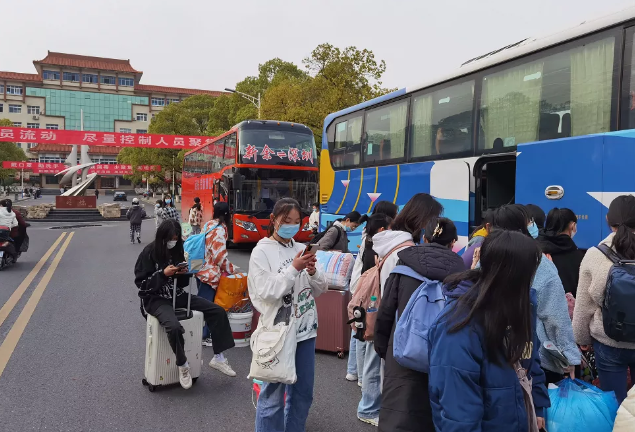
[142,275,204,391]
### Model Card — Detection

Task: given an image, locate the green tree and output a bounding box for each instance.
[0,118,27,183]
[149,94,216,136]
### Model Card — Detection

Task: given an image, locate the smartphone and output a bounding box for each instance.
[302,244,320,257]
[176,261,188,268]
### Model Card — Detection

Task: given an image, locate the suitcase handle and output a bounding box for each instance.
[173,272,196,317]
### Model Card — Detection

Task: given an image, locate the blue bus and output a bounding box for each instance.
[319,7,635,253]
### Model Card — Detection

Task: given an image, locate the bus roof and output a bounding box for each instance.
[323,5,635,133]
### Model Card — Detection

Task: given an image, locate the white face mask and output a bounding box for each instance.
[167,240,177,249]
[571,223,577,239]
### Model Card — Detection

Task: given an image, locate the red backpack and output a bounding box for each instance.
[347,241,414,341]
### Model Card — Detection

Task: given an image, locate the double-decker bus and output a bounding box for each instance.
[182,120,318,244]
[320,7,635,253]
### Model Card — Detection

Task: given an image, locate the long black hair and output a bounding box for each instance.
[391,193,443,243]
[545,208,577,236]
[365,213,393,239]
[0,198,12,212]
[424,217,457,247]
[268,197,302,237]
[373,201,398,219]
[444,230,540,366]
[344,211,362,223]
[491,204,530,237]
[607,195,635,260]
[153,219,185,266]
[213,201,231,227]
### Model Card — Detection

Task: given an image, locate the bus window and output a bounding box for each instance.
[411,81,474,158]
[479,35,615,150]
[622,28,635,130]
[224,133,237,165]
[332,115,362,168]
[363,99,408,163]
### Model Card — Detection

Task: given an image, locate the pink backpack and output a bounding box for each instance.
[347,241,414,341]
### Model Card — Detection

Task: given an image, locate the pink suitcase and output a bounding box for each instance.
[315,289,351,358]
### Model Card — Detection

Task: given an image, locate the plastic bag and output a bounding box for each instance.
[546,378,618,432]
[315,250,354,290]
[215,272,248,311]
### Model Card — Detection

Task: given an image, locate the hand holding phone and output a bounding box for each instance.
[302,244,320,257]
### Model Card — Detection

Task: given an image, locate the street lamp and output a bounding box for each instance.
[224,88,261,119]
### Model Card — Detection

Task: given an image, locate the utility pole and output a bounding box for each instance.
[224,88,261,119]
[172,154,175,198]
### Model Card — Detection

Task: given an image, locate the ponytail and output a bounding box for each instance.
[607,195,635,260]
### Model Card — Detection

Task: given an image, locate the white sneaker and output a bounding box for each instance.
[346,373,358,382]
[201,338,214,347]
[209,356,236,377]
[358,416,379,427]
[178,365,192,389]
[358,381,362,388]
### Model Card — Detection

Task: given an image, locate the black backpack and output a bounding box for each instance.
[312,224,342,247]
[597,244,635,343]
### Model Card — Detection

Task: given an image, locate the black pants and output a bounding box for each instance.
[143,294,235,366]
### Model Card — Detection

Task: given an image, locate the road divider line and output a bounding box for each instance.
[0,232,74,379]
[0,232,67,328]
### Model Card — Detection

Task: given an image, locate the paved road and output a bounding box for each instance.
[0,221,368,432]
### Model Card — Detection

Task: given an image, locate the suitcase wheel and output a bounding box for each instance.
[142,378,148,386]
[148,384,156,392]
[192,377,198,384]
[337,351,344,359]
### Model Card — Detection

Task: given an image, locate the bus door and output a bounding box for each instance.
[473,154,517,228]
[515,136,604,249]
[429,159,471,254]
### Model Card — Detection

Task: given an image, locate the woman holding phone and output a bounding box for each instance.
[134,219,235,390]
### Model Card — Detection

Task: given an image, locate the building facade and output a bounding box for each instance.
[1,51,224,190]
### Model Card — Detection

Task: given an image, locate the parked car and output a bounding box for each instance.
[113,191,127,201]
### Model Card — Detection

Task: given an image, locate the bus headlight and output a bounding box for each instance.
[236,219,257,231]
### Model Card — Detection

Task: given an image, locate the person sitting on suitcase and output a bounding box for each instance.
[134,219,236,389]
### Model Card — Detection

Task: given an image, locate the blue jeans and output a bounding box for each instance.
[357,341,381,419]
[256,337,316,432]
[347,332,360,379]
[197,280,216,340]
[594,341,635,404]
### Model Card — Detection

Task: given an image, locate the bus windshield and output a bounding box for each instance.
[233,168,317,213]
[239,129,316,167]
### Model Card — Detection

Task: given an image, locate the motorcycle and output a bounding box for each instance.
[0,226,18,270]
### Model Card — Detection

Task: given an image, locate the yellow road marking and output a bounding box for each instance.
[0,232,66,328]
[0,232,74,378]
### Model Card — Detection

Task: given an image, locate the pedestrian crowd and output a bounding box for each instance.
[132,191,635,432]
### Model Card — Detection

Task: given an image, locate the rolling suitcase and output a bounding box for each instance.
[315,289,351,358]
[142,274,203,392]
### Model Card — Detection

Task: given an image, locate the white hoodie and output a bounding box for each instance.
[0,207,18,229]
[371,230,414,296]
[248,237,328,343]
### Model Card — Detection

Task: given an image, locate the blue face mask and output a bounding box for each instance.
[277,223,300,239]
[166,199,172,204]
[528,221,539,239]
[344,225,352,232]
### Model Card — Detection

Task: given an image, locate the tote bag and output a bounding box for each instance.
[248,315,298,385]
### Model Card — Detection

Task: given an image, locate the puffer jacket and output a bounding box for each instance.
[0,206,18,229]
[614,385,635,431]
[428,280,550,431]
[374,243,465,432]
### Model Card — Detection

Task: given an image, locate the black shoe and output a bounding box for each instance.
[137,237,141,244]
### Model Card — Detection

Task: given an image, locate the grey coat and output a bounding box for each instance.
[316,221,348,252]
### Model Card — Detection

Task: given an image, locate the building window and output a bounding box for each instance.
[167,98,180,105]
[43,70,60,80]
[13,122,22,127]
[63,72,80,82]
[136,129,147,134]
[46,124,59,130]
[119,127,132,133]
[151,97,165,106]
[0,104,3,113]
[27,106,40,115]
[9,104,21,113]
[118,178,132,186]
[27,123,40,128]
[82,74,98,83]
[27,143,37,149]
[100,76,116,85]
[119,77,134,87]
[0,85,3,94]
[136,113,148,122]
[7,85,23,95]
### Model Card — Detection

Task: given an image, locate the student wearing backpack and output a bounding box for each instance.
[248,198,328,432]
[374,217,464,432]
[315,210,362,252]
[538,208,584,296]
[428,230,543,432]
[346,202,398,386]
[356,193,443,427]
[195,202,237,376]
[573,195,635,404]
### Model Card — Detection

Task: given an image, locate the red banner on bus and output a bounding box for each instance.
[0,127,211,149]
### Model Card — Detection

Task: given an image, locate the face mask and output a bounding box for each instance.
[155,204,160,208]
[277,223,300,239]
[313,209,318,213]
[166,199,172,204]
[167,240,177,249]
[344,225,352,232]
[528,222,539,239]
[571,223,577,238]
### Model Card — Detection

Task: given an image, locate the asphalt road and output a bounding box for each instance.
[0,221,369,432]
